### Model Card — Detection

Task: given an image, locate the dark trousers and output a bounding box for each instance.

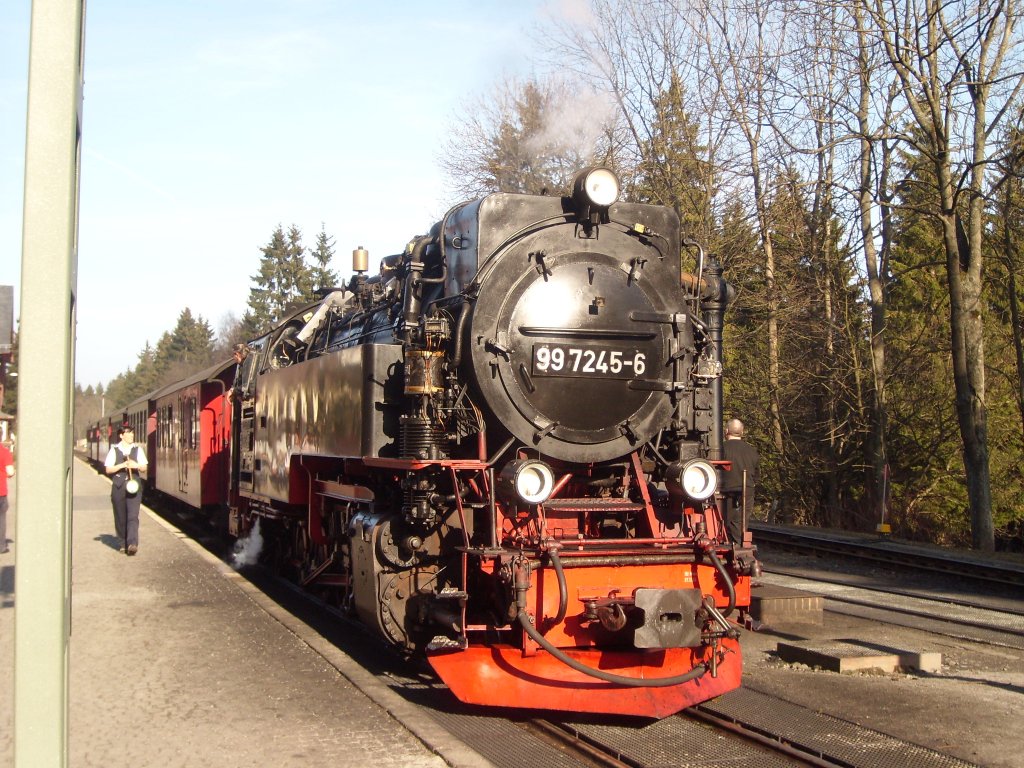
[722,492,750,545]
[111,482,142,547]
[0,495,8,551]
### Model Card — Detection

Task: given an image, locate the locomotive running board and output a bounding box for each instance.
[427,639,742,719]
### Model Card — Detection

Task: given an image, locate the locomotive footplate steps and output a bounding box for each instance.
[543,497,648,513]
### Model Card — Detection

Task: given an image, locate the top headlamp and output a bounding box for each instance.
[578,167,619,207]
[571,166,620,225]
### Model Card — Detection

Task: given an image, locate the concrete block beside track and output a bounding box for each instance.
[776,640,942,674]
[750,584,823,625]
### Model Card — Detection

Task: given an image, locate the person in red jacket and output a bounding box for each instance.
[0,442,13,554]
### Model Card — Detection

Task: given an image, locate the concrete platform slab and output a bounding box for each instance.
[776,640,943,673]
[0,460,478,767]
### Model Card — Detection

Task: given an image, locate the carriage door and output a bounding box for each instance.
[178,392,198,495]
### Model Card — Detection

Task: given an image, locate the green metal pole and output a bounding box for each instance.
[14,1,85,766]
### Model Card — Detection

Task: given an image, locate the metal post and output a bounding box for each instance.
[741,469,748,542]
[700,258,732,461]
[14,1,85,766]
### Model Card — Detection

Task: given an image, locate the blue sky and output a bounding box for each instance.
[1,1,552,387]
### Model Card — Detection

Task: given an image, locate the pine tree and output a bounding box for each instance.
[133,343,159,396]
[770,168,866,528]
[247,224,316,332]
[104,369,136,412]
[309,226,340,293]
[238,310,264,344]
[2,330,16,416]
[633,75,715,249]
[165,308,214,366]
[983,123,1024,543]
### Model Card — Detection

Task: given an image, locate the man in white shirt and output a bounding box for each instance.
[104,425,148,556]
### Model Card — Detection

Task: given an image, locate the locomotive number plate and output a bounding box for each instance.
[532,344,648,379]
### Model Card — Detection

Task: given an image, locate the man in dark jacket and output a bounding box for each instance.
[720,418,759,544]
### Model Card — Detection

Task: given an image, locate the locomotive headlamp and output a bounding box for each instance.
[572,166,620,226]
[498,459,556,506]
[578,167,619,206]
[671,458,718,502]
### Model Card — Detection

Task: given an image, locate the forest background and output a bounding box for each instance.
[7,0,1024,552]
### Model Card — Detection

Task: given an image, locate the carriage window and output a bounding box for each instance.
[190,398,199,449]
[166,405,174,448]
[181,397,191,450]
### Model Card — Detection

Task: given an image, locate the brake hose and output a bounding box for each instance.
[546,547,568,628]
[517,543,739,686]
[515,610,708,687]
[705,546,737,618]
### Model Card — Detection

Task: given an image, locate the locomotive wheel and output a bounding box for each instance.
[291,523,311,581]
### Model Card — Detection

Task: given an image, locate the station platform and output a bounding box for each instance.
[0,459,491,767]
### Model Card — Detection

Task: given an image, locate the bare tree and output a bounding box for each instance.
[850,1,899,530]
[783,1,870,528]
[540,0,729,245]
[691,0,792,461]
[864,0,1024,550]
[439,76,619,201]
[997,123,1024,438]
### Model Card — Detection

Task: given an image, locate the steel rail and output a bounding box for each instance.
[765,566,1024,620]
[683,707,850,768]
[750,524,1024,586]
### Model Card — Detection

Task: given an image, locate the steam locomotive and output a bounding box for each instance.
[94,168,759,719]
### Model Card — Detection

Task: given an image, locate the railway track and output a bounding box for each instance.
[764,565,1024,618]
[749,522,1024,587]
[523,686,978,768]
[759,569,1024,651]
[750,522,1024,648]
[245,545,985,768]
[147,496,985,768]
